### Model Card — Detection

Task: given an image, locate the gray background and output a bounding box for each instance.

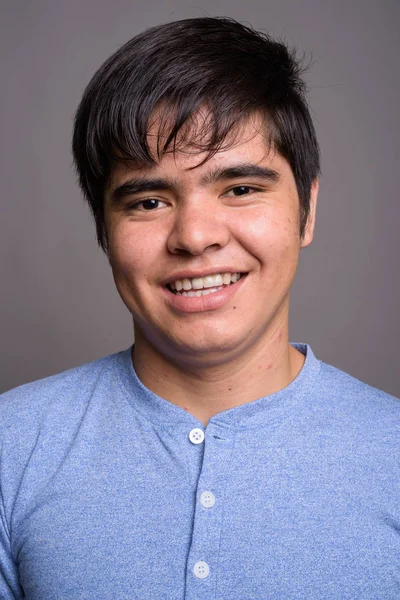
[1,0,399,396]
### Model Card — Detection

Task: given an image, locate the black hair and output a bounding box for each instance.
[72,17,320,251]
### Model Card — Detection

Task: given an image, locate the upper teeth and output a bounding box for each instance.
[170,272,241,291]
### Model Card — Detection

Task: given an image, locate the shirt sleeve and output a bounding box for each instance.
[0,472,23,598]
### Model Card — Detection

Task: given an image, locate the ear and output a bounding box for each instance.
[300,178,319,248]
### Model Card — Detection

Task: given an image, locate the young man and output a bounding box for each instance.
[0,17,399,600]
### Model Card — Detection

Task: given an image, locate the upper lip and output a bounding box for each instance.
[161,269,246,286]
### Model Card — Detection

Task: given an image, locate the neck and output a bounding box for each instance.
[132,321,305,426]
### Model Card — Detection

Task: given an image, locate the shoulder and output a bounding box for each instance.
[318,359,399,403]
[0,350,128,429]
[313,358,400,432]
[0,350,131,535]
[0,349,131,503]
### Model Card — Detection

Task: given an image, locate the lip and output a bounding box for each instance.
[161,273,247,313]
[162,268,245,286]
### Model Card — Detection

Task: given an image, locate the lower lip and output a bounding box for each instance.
[162,276,247,313]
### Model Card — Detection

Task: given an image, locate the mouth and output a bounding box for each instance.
[166,272,246,297]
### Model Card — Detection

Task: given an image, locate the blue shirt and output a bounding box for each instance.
[0,344,399,599]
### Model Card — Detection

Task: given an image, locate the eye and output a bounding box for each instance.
[128,198,168,211]
[225,185,259,197]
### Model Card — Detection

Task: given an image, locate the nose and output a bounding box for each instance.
[167,200,230,256]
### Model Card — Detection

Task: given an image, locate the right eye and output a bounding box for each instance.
[128,199,168,211]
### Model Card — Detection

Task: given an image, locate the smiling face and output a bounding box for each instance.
[104,116,318,369]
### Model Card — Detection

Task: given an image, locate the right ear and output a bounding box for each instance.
[300,178,319,248]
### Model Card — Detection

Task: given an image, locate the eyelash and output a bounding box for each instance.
[126,185,262,211]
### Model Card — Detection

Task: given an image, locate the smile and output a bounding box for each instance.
[167,273,244,297]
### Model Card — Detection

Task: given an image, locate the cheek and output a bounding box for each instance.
[237,208,300,262]
[108,224,155,288]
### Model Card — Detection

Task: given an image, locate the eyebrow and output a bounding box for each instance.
[110,178,176,204]
[199,163,280,185]
[110,162,280,204]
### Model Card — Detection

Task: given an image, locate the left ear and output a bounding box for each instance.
[300,178,319,248]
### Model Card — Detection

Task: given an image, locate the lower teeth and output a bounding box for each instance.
[176,285,224,297]
[169,274,243,296]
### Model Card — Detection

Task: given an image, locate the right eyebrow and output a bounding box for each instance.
[110,177,176,204]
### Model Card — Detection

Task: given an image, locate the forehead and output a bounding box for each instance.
[108,113,292,188]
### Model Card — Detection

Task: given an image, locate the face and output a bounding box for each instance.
[104,117,318,367]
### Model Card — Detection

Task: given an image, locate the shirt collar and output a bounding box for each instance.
[116,343,321,430]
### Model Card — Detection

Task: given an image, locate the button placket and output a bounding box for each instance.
[185,424,235,599]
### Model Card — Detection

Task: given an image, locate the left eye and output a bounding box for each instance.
[226,186,257,196]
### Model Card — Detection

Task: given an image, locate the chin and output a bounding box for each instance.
[163,330,255,366]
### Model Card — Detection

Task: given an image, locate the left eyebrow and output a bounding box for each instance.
[200,163,280,185]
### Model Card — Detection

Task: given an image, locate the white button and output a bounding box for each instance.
[193,560,210,579]
[200,491,215,508]
[189,428,205,444]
